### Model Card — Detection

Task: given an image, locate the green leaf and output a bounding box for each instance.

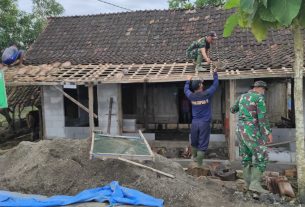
[247,0,259,22]
[224,0,240,9]
[238,10,251,27]
[258,6,276,22]
[251,16,268,42]
[223,13,239,37]
[240,0,255,14]
[269,0,302,26]
[298,1,305,27]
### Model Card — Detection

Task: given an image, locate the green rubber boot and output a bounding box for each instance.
[196,151,205,167]
[242,165,251,190]
[191,147,198,162]
[249,167,269,194]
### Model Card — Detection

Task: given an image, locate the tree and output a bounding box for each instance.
[0,0,64,50]
[223,0,305,202]
[0,0,63,130]
[168,0,226,9]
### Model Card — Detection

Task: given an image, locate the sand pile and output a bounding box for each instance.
[0,139,267,207]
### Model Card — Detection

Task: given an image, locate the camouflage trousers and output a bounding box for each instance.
[187,49,202,65]
[236,122,269,172]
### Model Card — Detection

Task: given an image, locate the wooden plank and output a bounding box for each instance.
[89,132,94,160]
[139,130,155,158]
[88,84,94,136]
[265,140,296,147]
[118,157,175,178]
[41,86,47,140]
[229,80,236,161]
[54,85,98,119]
[107,97,113,134]
[93,154,154,161]
[117,84,123,135]
[143,80,148,129]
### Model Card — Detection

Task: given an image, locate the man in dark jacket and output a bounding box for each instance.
[184,68,219,166]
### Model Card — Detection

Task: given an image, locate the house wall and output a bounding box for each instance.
[97,84,122,135]
[42,86,65,138]
[43,86,91,139]
[234,79,287,125]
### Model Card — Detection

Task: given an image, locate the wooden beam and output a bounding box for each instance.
[54,85,98,119]
[139,130,155,158]
[41,86,46,140]
[88,84,94,136]
[143,80,148,129]
[107,97,113,134]
[118,157,175,178]
[229,80,236,161]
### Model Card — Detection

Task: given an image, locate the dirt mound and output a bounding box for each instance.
[0,139,265,207]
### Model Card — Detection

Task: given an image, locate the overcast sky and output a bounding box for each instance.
[18,0,169,16]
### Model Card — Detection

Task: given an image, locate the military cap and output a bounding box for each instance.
[252,81,268,89]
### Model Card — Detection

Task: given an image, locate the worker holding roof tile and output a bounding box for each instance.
[184,67,219,167]
[186,31,217,71]
[230,81,273,194]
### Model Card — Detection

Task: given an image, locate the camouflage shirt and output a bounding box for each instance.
[230,90,272,137]
[186,37,210,59]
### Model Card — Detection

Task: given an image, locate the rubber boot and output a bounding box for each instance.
[242,165,251,190]
[249,167,269,194]
[191,147,198,162]
[196,151,205,167]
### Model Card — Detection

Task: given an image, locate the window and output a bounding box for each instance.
[64,86,98,127]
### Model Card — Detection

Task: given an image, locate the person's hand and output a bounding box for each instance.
[187,75,192,81]
[267,134,273,144]
[213,66,218,73]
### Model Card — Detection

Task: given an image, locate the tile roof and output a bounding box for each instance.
[24,8,296,70]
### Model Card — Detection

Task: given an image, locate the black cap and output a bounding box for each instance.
[208,31,217,39]
[191,79,203,91]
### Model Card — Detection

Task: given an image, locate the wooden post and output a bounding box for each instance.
[88,84,94,140]
[229,80,236,161]
[117,84,123,135]
[143,80,148,130]
[107,97,113,134]
[40,87,46,140]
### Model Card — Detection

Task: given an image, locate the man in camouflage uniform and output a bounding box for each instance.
[230,81,273,194]
[186,31,217,71]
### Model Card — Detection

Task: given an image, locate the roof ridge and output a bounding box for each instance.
[48,6,216,19]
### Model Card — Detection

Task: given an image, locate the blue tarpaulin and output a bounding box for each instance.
[0,181,164,207]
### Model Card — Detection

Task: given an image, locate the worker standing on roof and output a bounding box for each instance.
[230,81,273,194]
[184,67,219,167]
[186,31,217,71]
[1,43,24,66]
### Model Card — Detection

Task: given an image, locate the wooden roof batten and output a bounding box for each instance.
[4,63,296,86]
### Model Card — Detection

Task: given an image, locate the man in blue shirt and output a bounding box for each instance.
[1,43,24,66]
[184,68,219,166]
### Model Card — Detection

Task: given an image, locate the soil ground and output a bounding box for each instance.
[0,139,299,207]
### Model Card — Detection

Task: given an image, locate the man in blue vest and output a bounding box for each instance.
[184,68,219,166]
